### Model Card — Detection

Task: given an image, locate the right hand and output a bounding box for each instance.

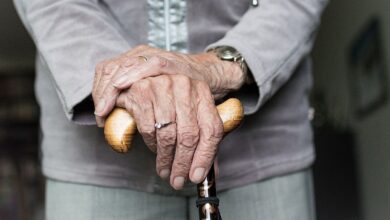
[114,74,224,190]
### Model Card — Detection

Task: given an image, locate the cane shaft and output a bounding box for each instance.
[104,98,243,220]
[197,165,221,220]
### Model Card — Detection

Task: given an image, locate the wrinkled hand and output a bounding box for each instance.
[92,45,245,126]
[114,74,224,189]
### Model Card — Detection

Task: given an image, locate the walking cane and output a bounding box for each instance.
[104,98,244,220]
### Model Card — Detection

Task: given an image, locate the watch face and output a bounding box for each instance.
[221,50,236,60]
[217,46,240,61]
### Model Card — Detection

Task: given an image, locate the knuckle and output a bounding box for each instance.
[157,145,174,160]
[211,126,224,142]
[214,120,224,138]
[141,127,155,138]
[149,56,165,67]
[157,129,176,148]
[178,127,199,149]
[139,125,155,142]
[103,61,118,76]
[202,123,223,145]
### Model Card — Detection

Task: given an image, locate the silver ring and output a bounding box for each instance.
[138,55,148,62]
[155,121,174,129]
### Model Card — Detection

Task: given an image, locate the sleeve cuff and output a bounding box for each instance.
[206,39,265,115]
[64,80,97,125]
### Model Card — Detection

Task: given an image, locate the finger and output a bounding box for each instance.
[93,56,143,126]
[189,81,223,184]
[93,59,120,100]
[170,75,199,190]
[92,62,105,126]
[93,53,135,101]
[94,61,121,126]
[93,61,105,95]
[150,76,177,179]
[112,55,176,89]
[93,48,154,126]
[94,81,120,127]
[94,48,146,99]
[124,80,158,152]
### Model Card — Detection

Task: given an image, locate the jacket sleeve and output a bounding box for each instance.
[13,0,133,124]
[207,0,329,114]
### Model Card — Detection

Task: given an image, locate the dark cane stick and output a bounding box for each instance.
[104,98,244,219]
[197,164,221,220]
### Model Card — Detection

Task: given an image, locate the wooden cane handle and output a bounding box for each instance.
[104,98,244,153]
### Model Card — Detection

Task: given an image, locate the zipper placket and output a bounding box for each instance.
[164,0,171,51]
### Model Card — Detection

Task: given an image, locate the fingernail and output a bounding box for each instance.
[94,100,106,115]
[113,75,127,87]
[159,169,170,179]
[173,176,185,189]
[192,168,205,183]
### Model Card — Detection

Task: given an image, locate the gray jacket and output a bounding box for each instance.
[14,0,328,194]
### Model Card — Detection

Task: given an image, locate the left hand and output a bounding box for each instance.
[93,45,246,127]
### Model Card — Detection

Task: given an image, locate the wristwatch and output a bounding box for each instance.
[207,46,252,84]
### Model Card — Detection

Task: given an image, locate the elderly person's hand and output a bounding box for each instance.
[92,45,246,126]
[92,45,246,189]
[114,74,224,189]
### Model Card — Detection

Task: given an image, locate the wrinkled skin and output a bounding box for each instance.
[93,45,245,189]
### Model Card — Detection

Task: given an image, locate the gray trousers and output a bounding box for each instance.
[46,170,315,220]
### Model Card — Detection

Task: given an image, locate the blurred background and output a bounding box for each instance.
[0,0,390,220]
